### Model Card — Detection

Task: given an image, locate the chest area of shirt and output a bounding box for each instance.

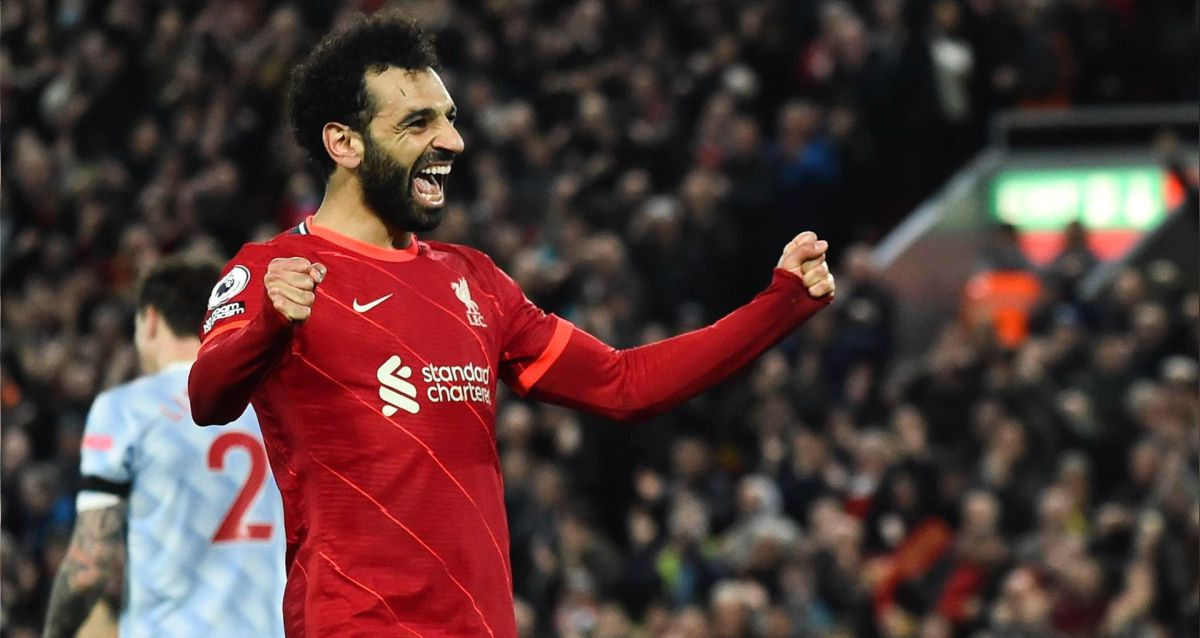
[287,257,500,419]
[308,257,496,338]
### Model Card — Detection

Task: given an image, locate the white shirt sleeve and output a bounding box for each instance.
[79,389,139,487]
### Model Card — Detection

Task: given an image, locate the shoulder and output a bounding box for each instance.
[421,241,531,312]
[422,241,528,300]
[89,384,128,415]
[85,379,141,429]
[211,234,309,301]
[228,232,308,265]
[422,240,505,277]
[100,369,180,415]
[422,240,493,264]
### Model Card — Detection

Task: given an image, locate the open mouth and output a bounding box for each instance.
[412,163,451,208]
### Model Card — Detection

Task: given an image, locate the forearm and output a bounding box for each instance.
[189,305,293,425]
[43,554,110,638]
[43,505,124,638]
[528,269,830,420]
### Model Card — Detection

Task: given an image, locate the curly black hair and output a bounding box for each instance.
[137,258,223,338]
[288,14,439,179]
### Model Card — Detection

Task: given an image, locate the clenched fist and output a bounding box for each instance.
[265,257,327,322]
[777,231,836,298]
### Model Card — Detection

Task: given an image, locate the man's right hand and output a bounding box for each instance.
[264,257,326,322]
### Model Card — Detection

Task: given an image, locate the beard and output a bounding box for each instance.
[358,133,445,233]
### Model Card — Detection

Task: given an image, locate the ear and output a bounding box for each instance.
[141,306,160,340]
[322,122,365,171]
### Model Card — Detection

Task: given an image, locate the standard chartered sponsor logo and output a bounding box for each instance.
[422,363,492,405]
[376,356,492,416]
[377,355,420,416]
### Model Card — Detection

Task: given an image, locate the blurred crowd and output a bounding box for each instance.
[1,0,1197,636]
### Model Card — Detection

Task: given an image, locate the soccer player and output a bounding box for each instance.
[43,260,285,638]
[188,15,836,638]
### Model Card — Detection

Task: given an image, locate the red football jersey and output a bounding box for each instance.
[199,217,569,637]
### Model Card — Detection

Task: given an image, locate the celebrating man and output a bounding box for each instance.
[189,14,834,637]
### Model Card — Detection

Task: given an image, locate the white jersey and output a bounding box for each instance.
[79,361,285,638]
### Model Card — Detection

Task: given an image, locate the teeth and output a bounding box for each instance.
[419,165,451,176]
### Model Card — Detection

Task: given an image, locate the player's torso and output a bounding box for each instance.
[275,237,502,463]
[122,366,285,637]
[251,235,517,636]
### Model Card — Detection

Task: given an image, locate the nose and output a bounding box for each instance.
[434,120,465,155]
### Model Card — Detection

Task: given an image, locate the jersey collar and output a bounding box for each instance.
[301,215,419,262]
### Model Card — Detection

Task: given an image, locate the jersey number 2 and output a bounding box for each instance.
[207,432,273,543]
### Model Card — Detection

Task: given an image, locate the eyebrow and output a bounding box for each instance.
[397,105,457,127]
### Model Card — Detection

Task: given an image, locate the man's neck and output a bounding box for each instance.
[148,339,200,375]
[312,177,413,250]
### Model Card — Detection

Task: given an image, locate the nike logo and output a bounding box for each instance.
[352,294,393,313]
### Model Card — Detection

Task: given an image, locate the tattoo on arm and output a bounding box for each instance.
[42,503,126,638]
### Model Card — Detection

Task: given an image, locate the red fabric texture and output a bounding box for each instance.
[191,230,561,637]
[189,224,831,636]
[527,269,832,421]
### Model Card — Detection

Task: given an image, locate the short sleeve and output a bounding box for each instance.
[79,390,139,486]
[491,263,573,395]
[200,245,270,343]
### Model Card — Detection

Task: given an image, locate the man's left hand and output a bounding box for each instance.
[777,232,836,299]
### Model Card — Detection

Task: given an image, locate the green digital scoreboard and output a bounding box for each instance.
[988,165,1186,264]
[990,166,1173,231]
